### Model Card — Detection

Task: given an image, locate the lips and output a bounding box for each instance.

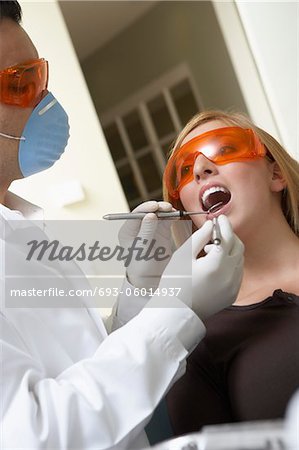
[200,184,232,212]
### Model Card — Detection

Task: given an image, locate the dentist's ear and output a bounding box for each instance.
[269,161,287,193]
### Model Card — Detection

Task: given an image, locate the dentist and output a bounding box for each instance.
[0,3,244,449]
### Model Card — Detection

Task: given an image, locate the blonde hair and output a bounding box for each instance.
[163,110,299,237]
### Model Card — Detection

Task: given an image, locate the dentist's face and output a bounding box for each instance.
[179,121,279,241]
[0,19,38,178]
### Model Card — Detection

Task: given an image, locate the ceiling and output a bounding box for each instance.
[59,1,157,62]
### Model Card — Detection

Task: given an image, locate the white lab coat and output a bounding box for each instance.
[0,194,205,449]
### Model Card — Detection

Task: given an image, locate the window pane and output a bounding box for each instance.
[103,123,126,161]
[117,164,140,201]
[171,79,199,125]
[123,110,148,152]
[137,153,161,192]
[147,94,174,138]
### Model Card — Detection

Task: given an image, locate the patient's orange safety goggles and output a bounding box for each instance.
[164,127,266,199]
[0,58,48,107]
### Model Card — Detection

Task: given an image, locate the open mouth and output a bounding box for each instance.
[201,186,231,212]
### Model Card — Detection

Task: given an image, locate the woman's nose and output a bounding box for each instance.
[193,154,218,182]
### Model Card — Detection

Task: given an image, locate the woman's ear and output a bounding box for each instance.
[269,161,287,192]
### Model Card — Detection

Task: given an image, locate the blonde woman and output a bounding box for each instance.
[164,110,299,434]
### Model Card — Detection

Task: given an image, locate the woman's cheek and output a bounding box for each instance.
[179,185,196,211]
[179,190,206,229]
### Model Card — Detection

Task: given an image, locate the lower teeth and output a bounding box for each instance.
[208,202,223,213]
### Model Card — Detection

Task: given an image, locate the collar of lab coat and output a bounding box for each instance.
[2,191,43,221]
[0,191,44,239]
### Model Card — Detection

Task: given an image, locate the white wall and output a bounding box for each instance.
[236,0,298,160]
[213,0,298,160]
[11,0,128,219]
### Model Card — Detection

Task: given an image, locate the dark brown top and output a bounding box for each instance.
[166,290,299,435]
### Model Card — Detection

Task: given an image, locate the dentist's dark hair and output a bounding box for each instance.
[0,1,22,23]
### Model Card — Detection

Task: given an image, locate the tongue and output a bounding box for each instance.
[203,191,231,211]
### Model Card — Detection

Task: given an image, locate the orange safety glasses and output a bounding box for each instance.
[0,58,48,108]
[164,127,266,199]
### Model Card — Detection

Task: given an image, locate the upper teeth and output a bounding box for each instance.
[201,186,229,205]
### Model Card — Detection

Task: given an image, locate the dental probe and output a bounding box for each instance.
[103,202,223,220]
[212,217,221,246]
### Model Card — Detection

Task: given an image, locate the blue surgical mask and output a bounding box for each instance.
[0,92,70,177]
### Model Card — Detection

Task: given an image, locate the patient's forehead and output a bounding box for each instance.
[0,18,38,71]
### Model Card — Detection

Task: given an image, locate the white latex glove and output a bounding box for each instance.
[118,200,175,289]
[157,215,244,320]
